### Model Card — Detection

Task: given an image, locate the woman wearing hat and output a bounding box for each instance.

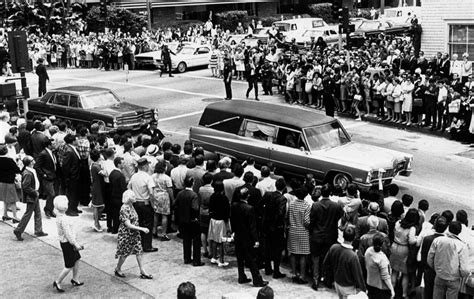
[0,144,21,223]
[114,190,153,279]
[53,195,85,293]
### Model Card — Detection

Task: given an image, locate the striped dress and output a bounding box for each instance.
[287,198,311,255]
[209,50,218,69]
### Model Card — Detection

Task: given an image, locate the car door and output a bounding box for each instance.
[195,47,210,67]
[48,92,69,119]
[269,126,309,176]
[66,94,88,125]
[236,119,272,165]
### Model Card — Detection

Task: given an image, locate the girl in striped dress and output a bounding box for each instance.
[209,45,218,77]
[287,188,311,284]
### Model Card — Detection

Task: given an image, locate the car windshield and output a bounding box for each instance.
[303,122,351,151]
[359,21,381,31]
[81,91,120,109]
[274,23,289,32]
[302,30,323,37]
[177,47,195,55]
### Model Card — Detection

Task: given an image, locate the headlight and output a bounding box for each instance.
[406,157,413,169]
[113,118,117,128]
[366,170,373,183]
[153,108,159,121]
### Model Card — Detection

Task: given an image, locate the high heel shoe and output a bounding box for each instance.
[53,281,65,293]
[140,273,153,279]
[114,269,126,278]
[12,218,20,224]
[71,279,84,286]
[2,216,12,221]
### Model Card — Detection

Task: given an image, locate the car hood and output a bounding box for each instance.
[93,102,152,117]
[136,51,161,59]
[317,142,411,171]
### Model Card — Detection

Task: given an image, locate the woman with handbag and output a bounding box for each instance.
[413,76,426,126]
[384,77,395,121]
[0,144,21,223]
[392,78,403,123]
[402,76,415,126]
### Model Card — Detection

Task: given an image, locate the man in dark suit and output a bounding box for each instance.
[262,178,287,279]
[30,121,49,159]
[61,134,81,216]
[223,56,233,100]
[231,187,268,287]
[35,138,58,218]
[161,44,175,77]
[14,156,48,241]
[109,157,127,234]
[439,53,451,79]
[35,58,49,96]
[185,154,206,194]
[175,177,203,266]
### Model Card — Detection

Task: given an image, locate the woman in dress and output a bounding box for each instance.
[390,208,420,299]
[392,78,403,123]
[90,149,105,232]
[305,64,315,106]
[150,162,174,241]
[53,195,84,293]
[287,187,311,284]
[364,234,395,299]
[0,144,21,222]
[383,76,395,121]
[208,181,231,267]
[198,173,214,258]
[234,47,245,80]
[209,45,218,77]
[402,76,415,126]
[114,190,152,279]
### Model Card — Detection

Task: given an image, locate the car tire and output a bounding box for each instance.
[332,173,351,190]
[177,62,187,73]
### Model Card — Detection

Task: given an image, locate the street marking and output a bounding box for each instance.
[60,75,243,99]
[394,179,471,201]
[178,73,249,85]
[160,111,203,122]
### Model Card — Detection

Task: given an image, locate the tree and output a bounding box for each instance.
[85,5,147,35]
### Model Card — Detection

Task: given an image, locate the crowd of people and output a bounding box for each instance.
[0,108,473,298]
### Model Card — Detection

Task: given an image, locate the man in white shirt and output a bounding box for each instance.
[256,166,276,196]
[243,157,261,180]
[436,80,448,131]
[122,141,138,183]
[450,54,463,79]
[171,155,189,196]
[0,112,11,144]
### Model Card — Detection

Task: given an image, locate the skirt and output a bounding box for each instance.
[152,192,170,215]
[208,219,227,243]
[402,96,413,112]
[394,102,402,113]
[60,242,81,268]
[385,101,394,110]
[200,214,211,233]
[287,226,310,255]
[0,182,18,204]
[390,242,409,273]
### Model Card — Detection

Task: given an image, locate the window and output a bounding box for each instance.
[276,128,305,149]
[69,96,81,108]
[52,94,69,106]
[197,47,210,54]
[291,24,297,30]
[448,24,474,59]
[241,120,276,143]
[43,93,55,103]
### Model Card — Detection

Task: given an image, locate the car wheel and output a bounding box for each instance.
[177,62,187,73]
[332,173,351,190]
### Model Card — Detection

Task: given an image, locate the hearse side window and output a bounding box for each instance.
[52,94,69,106]
[69,96,81,108]
[241,120,276,142]
[43,93,55,103]
[276,127,304,149]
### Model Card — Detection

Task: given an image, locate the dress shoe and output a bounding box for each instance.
[114,269,126,278]
[12,218,20,224]
[253,280,269,287]
[66,211,79,217]
[311,282,319,291]
[13,230,23,241]
[46,211,56,218]
[71,279,84,286]
[184,260,193,265]
[238,277,252,284]
[160,235,170,241]
[143,247,158,253]
[192,262,205,267]
[140,273,153,279]
[273,272,286,279]
[2,216,12,221]
[76,209,83,214]
[169,75,174,77]
[35,232,48,237]
[53,281,65,293]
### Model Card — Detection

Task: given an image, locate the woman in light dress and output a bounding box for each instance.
[401,76,415,126]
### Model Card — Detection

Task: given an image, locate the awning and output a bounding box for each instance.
[115,0,276,9]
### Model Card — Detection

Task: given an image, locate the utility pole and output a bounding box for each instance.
[146,0,152,31]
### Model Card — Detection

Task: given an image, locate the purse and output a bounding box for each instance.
[413,98,423,107]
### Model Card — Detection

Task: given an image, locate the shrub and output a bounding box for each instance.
[308,3,335,24]
[86,6,147,34]
[259,16,280,27]
[349,8,372,20]
[215,10,249,32]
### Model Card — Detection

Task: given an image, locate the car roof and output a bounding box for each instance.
[201,100,335,129]
[51,86,111,95]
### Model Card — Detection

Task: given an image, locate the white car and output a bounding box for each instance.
[135,42,188,69]
[166,44,212,73]
[297,28,341,46]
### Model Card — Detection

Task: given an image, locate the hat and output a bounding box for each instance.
[146,144,159,156]
[22,155,34,166]
[368,202,380,214]
[5,135,17,144]
[137,157,149,167]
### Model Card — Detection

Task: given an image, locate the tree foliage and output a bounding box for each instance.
[214,10,249,32]
[85,5,147,35]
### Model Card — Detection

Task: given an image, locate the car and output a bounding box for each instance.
[351,19,409,38]
[135,42,189,69]
[153,43,211,73]
[296,28,342,46]
[22,86,158,133]
[189,100,413,190]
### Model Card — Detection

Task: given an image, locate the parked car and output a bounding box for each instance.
[135,42,187,69]
[22,86,157,132]
[189,100,413,189]
[296,28,341,46]
[154,43,211,73]
[351,19,409,38]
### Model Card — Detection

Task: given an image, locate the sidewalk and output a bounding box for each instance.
[0,202,339,299]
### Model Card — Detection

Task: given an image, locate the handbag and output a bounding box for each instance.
[413,98,423,107]
[305,81,313,93]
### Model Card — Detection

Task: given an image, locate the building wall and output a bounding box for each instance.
[257,2,277,17]
[420,0,474,58]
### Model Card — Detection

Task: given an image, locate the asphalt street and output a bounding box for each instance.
[1,66,472,299]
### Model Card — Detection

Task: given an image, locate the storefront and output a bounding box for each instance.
[420,0,474,59]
